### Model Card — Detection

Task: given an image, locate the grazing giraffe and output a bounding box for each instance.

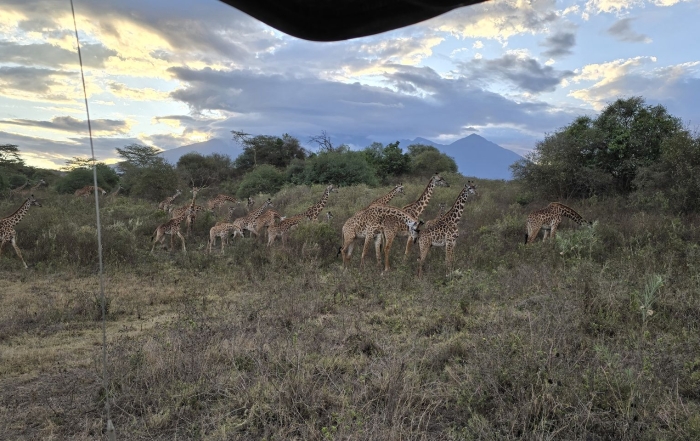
[158,189,182,212]
[416,180,477,278]
[150,207,192,254]
[325,211,333,222]
[0,194,41,269]
[338,205,421,270]
[301,184,337,222]
[74,185,107,198]
[207,222,239,254]
[8,180,29,199]
[525,202,590,244]
[253,209,285,238]
[206,194,240,212]
[241,199,274,238]
[374,173,450,263]
[19,179,47,197]
[267,213,306,247]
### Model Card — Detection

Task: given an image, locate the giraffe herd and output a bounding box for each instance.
[1,175,592,274]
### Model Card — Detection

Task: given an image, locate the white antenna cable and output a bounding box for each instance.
[69,1,116,439]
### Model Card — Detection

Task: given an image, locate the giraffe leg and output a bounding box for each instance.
[374,233,383,267]
[417,238,431,278]
[221,235,226,254]
[170,232,176,252]
[542,229,549,241]
[177,231,187,254]
[527,221,541,244]
[10,237,28,269]
[550,220,560,241]
[445,239,456,276]
[360,234,373,268]
[404,235,413,259]
[0,239,5,257]
[150,229,162,253]
[383,232,396,272]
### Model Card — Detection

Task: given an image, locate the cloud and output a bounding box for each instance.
[165,65,579,146]
[606,18,651,43]
[107,82,171,101]
[0,116,130,135]
[570,59,700,125]
[458,51,575,94]
[540,31,577,57]
[0,66,76,102]
[431,0,560,41]
[0,41,116,68]
[585,0,688,15]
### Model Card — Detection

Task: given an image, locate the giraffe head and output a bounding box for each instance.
[327,184,338,193]
[433,173,450,187]
[396,183,405,195]
[28,194,42,207]
[99,188,107,195]
[37,179,47,187]
[466,180,477,195]
[326,211,333,222]
[247,197,255,208]
[406,219,421,242]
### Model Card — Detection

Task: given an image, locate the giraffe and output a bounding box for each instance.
[525,202,590,244]
[240,199,274,238]
[74,185,106,198]
[374,173,450,263]
[338,183,405,264]
[206,194,240,212]
[326,211,333,222]
[19,179,47,197]
[108,184,124,199]
[338,205,421,270]
[423,203,447,230]
[171,186,209,236]
[8,180,29,199]
[246,197,255,212]
[416,180,477,278]
[150,207,192,254]
[267,213,306,247]
[301,184,337,222]
[253,209,285,238]
[0,194,42,269]
[207,222,239,254]
[158,189,182,212]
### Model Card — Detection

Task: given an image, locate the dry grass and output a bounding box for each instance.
[2,179,700,439]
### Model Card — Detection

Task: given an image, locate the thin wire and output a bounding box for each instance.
[69,1,116,439]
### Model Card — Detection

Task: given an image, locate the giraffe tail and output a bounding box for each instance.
[336,246,343,257]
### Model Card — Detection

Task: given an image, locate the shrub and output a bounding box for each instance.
[236,164,286,198]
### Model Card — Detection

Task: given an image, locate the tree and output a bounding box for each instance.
[290,150,378,187]
[116,144,163,168]
[233,133,307,171]
[363,141,411,180]
[121,159,179,201]
[407,144,458,176]
[0,144,24,167]
[62,156,95,171]
[236,165,286,198]
[176,152,233,185]
[511,97,684,198]
[55,163,119,194]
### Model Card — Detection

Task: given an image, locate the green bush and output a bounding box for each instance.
[55,164,119,194]
[236,164,286,198]
[291,150,378,187]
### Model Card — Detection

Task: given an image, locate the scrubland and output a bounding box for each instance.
[2,176,700,440]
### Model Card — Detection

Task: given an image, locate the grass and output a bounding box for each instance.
[1,178,700,439]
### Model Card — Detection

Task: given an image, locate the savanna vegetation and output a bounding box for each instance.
[2,97,700,440]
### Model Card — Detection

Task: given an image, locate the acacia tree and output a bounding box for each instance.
[232,132,306,171]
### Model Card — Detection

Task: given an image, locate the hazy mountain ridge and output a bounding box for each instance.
[158,134,522,180]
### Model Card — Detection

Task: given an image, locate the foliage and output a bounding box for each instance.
[407,144,458,176]
[233,133,307,171]
[362,141,411,180]
[62,156,95,171]
[236,164,286,198]
[634,130,700,213]
[287,150,378,187]
[512,97,684,198]
[55,163,119,194]
[115,144,163,168]
[119,158,179,201]
[176,152,234,185]
[0,144,24,167]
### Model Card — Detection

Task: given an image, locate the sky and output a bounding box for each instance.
[0,0,698,169]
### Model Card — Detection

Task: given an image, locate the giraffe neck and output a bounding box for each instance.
[403,179,436,218]
[553,203,586,224]
[2,199,32,227]
[443,185,472,227]
[249,201,270,220]
[371,186,402,206]
[307,187,331,218]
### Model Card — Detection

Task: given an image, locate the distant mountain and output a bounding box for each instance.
[160,134,521,180]
[400,134,522,180]
[158,138,242,164]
